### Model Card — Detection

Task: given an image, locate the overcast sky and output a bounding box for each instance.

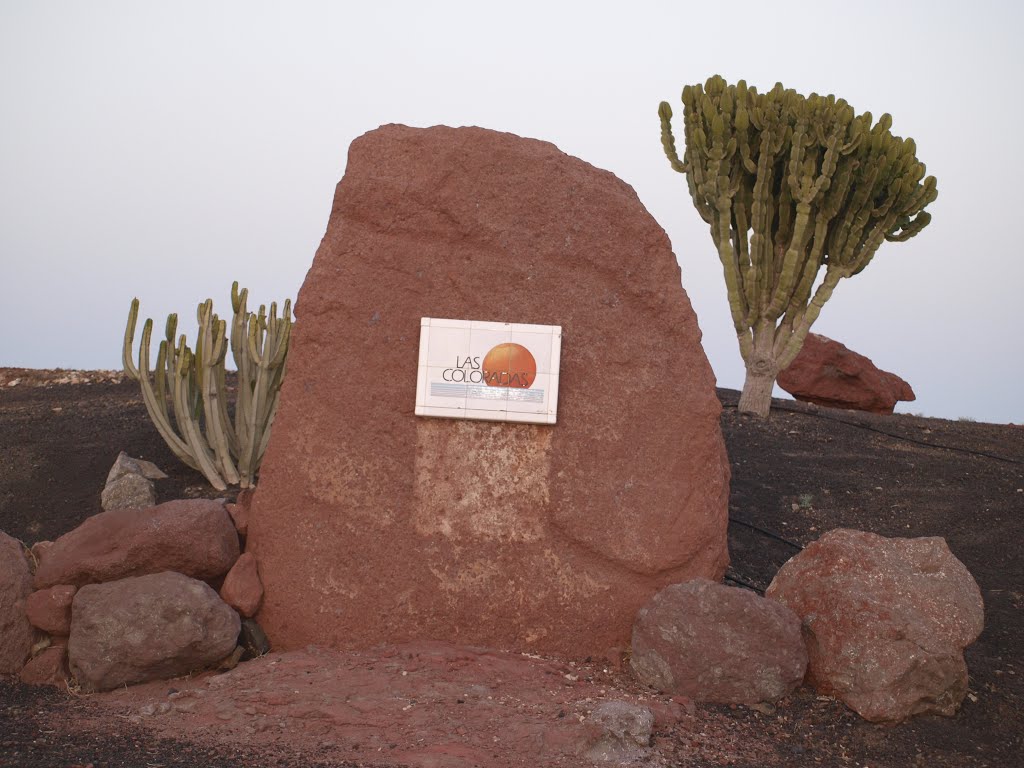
[1,1,1020,423]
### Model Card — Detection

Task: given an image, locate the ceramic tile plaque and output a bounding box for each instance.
[415,317,562,424]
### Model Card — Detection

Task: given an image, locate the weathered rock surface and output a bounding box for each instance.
[69,571,240,692]
[34,499,240,589]
[25,584,77,635]
[1,531,34,674]
[777,333,915,414]
[631,579,806,705]
[101,473,156,511]
[219,552,263,617]
[583,701,654,762]
[248,124,729,656]
[766,528,984,722]
[20,644,68,687]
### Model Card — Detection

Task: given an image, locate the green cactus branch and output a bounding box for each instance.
[123,282,293,490]
[660,75,937,416]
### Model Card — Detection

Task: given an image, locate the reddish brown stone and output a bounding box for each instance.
[25,584,77,635]
[247,125,729,657]
[20,644,68,687]
[33,499,240,589]
[1,531,34,674]
[225,503,248,537]
[226,489,255,536]
[630,579,806,705]
[766,529,984,722]
[219,552,263,617]
[777,334,915,414]
[69,571,240,692]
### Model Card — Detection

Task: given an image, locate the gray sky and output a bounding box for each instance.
[2,1,1020,423]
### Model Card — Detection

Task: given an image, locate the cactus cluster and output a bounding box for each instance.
[122,282,292,490]
[660,76,937,416]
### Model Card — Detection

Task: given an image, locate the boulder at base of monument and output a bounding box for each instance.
[34,499,239,589]
[0,531,34,674]
[248,124,730,657]
[630,579,806,705]
[766,529,984,722]
[68,571,240,692]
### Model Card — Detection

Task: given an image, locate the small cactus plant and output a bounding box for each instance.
[122,282,292,490]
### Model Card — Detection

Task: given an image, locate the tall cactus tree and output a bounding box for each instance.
[659,76,937,416]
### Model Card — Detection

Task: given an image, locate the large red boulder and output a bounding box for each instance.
[630,579,806,705]
[68,571,240,692]
[33,499,239,589]
[766,529,984,722]
[0,531,34,674]
[777,334,915,414]
[247,124,730,657]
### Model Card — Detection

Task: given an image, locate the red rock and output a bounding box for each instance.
[766,529,984,722]
[1,531,34,674]
[248,124,729,657]
[225,503,248,537]
[33,499,240,589]
[226,489,254,536]
[20,644,68,688]
[219,552,263,617]
[630,579,806,705]
[25,584,77,635]
[777,334,915,414]
[68,571,240,692]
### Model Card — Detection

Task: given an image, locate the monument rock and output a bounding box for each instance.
[248,124,729,656]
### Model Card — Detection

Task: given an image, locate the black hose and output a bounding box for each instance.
[729,516,804,550]
[722,400,1024,466]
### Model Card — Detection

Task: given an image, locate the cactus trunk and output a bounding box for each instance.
[738,369,775,418]
[736,320,778,417]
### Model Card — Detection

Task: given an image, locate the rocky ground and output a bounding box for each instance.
[1,369,1022,767]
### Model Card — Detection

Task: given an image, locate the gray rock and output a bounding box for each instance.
[583,701,654,762]
[101,473,156,511]
[0,531,34,674]
[106,451,167,484]
[69,571,240,692]
[631,579,807,705]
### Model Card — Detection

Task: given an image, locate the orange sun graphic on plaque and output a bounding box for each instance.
[482,343,537,388]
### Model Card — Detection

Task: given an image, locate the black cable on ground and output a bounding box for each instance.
[722,400,1024,466]
[729,516,805,551]
[724,573,765,594]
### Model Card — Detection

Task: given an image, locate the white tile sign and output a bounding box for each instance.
[415,317,562,424]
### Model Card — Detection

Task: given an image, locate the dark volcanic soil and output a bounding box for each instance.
[1,370,1022,767]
